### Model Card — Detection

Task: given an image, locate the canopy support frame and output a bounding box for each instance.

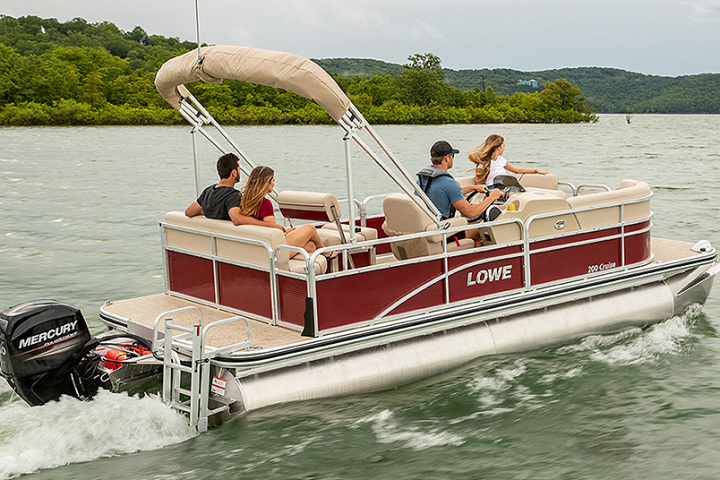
[178,94,280,201]
[338,105,443,227]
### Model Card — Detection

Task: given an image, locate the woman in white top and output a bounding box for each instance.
[469,134,549,187]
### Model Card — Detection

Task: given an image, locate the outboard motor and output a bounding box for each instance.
[0,300,96,405]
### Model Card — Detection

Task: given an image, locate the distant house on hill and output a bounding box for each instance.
[516,79,539,88]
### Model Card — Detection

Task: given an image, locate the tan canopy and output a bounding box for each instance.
[154,45,352,122]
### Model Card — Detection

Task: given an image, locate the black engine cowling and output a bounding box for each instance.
[0,300,94,405]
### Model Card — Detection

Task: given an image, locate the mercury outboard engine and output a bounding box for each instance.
[1,300,161,406]
[0,300,97,405]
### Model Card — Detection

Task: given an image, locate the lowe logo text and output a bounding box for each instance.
[467,265,513,286]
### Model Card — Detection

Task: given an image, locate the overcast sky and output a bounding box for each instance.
[2,0,719,77]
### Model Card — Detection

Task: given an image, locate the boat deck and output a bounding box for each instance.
[100,237,707,351]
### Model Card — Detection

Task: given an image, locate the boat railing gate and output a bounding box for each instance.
[151,306,253,432]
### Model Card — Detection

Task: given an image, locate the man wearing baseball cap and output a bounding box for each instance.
[417,140,502,239]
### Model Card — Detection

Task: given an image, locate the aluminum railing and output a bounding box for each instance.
[151,306,253,432]
[160,191,654,339]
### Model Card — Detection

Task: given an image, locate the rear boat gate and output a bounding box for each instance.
[151,307,253,431]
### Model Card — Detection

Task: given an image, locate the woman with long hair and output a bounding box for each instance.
[240,166,337,259]
[469,134,549,187]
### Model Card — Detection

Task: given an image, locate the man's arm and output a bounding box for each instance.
[228,207,285,230]
[185,201,203,217]
[461,184,487,195]
[452,189,502,218]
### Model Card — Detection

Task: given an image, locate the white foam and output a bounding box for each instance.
[0,377,11,395]
[590,315,695,365]
[356,409,465,451]
[560,306,702,366]
[461,359,531,414]
[539,367,583,384]
[558,328,641,354]
[0,390,196,479]
[470,360,528,394]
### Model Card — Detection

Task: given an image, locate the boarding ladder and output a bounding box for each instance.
[151,307,253,432]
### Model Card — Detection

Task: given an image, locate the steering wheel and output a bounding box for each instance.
[465,189,490,223]
[491,183,524,203]
[465,189,482,203]
[464,175,526,223]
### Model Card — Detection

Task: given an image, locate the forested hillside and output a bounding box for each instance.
[315,59,720,114]
[0,15,597,125]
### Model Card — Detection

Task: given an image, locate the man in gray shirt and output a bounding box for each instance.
[185,153,283,230]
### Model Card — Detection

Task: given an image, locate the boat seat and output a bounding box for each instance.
[276,190,378,246]
[566,179,651,229]
[382,193,475,260]
[477,179,651,245]
[162,211,327,274]
[509,172,559,190]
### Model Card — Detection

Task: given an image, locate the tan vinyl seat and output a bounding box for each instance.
[509,172,559,190]
[163,211,327,274]
[382,193,475,260]
[566,180,651,229]
[276,190,378,245]
[477,179,651,245]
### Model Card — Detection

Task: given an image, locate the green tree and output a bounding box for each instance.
[397,53,445,106]
[539,78,594,114]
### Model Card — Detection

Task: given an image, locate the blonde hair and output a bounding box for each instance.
[468,134,504,184]
[240,166,274,217]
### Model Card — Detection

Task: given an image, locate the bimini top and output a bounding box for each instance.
[154,45,352,122]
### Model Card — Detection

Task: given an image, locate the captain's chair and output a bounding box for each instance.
[382,193,475,260]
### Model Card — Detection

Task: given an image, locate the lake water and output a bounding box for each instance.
[1,115,719,479]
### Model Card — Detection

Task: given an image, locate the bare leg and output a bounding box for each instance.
[285,224,335,257]
[304,240,317,254]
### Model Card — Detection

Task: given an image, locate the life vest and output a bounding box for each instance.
[417,166,456,219]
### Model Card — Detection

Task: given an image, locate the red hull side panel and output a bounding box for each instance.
[531,229,651,285]
[316,260,445,330]
[626,231,651,264]
[448,246,523,270]
[217,263,272,319]
[449,258,525,303]
[166,251,215,302]
[626,221,651,234]
[279,276,309,327]
[447,246,525,302]
[531,238,621,284]
[531,227,621,251]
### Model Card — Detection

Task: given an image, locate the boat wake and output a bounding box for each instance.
[452,305,705,421]
[0,387,196,480]
[558,303,704,365]
[356,409,465,451]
